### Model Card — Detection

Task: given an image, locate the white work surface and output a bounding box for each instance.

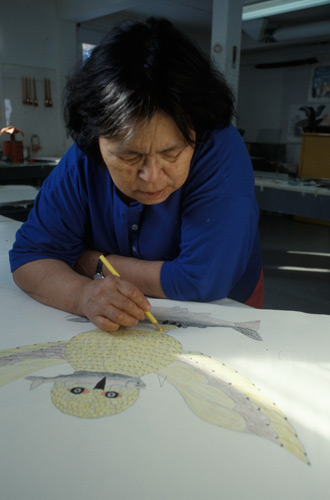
[0,184,39,205]
[0,217,22,288]
[254,174,330,197]
[254,172,330,220]
[1,219,330,500]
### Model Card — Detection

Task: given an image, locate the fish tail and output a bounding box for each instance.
[233,320,262,341]
[234,321,260,331]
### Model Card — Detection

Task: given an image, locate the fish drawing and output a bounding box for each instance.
[144,306,262,341]
[66,305,262,341]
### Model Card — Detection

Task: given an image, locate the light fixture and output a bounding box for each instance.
[242,0,330,21]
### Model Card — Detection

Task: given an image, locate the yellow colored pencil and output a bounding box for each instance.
[99,254,162,332]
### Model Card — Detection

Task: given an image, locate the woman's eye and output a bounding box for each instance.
[163,151,181,161]
[120,154,142,163]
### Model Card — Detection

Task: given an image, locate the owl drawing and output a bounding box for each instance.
[0,309,309,464]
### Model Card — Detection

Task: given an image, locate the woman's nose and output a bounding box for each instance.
[138,156,162,183]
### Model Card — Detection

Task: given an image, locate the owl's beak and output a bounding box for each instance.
[93,376,106,390]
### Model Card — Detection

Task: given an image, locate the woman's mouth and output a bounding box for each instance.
[138,189,166,201]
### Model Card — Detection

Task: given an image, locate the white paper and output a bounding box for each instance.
[1,290,330,500]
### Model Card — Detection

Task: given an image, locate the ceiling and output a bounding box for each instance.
[242,1,330,51]
[81,0,330,52]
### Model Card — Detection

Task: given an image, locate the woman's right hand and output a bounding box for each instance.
[79,274,151,332]
[13,259,151,333]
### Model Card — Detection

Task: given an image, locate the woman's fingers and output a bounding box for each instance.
[80,275,150,330]
[115,276,151,312]
[93,315,121,332]
[93,312,140,332]
[97,276,149,319]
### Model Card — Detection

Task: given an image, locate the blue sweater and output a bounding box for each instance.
[10,125,262,303]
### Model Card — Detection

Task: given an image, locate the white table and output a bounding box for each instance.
[0,185,39,221]
[255,173,330,220]
[1,219,330,500]
[0,215,14,222]
[0,217,22,289]
[0,184,39,205]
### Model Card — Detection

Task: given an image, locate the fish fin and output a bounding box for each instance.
[25,376,46,390]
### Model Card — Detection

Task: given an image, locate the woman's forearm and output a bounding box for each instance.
[109,255,166,298]
[74,249,103,279]
[13,259,91,316]
[74,249,166,299]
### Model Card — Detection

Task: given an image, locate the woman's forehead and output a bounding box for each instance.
[105,113,187,153]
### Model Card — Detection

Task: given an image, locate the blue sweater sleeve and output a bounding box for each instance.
[9,145,90,271]
[160,126,261,302]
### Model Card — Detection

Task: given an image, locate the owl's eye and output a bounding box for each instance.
[70,387,86,395]
[103,391,120,399]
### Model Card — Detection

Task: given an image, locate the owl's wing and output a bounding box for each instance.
[0,341,67,387]
[158,352,309,464]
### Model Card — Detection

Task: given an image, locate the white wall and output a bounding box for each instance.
[0,0,58,68]
[237,41,330,165]
[237,64,284,141]
[0,0,76,159]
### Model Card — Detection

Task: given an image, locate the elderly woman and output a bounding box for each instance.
[10,18,263,331]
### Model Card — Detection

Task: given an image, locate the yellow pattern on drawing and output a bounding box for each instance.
[65,325,181,376]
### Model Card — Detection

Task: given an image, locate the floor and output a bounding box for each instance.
[259,212,330,315]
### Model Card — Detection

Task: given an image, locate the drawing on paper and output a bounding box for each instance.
[0,308,308,464]
[66,306,263,341]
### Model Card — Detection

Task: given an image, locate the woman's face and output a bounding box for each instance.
[98,112,195,205]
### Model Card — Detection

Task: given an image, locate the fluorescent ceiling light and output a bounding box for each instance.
[242,0,330,21]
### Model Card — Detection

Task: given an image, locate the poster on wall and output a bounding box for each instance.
[287,103,330,142]
[308,64,330,102]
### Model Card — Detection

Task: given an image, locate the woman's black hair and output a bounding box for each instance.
[64,17,235,159]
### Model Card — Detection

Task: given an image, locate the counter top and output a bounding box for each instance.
[0,159,59,168]
[254,171,330,220]
[0,160,58,186]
